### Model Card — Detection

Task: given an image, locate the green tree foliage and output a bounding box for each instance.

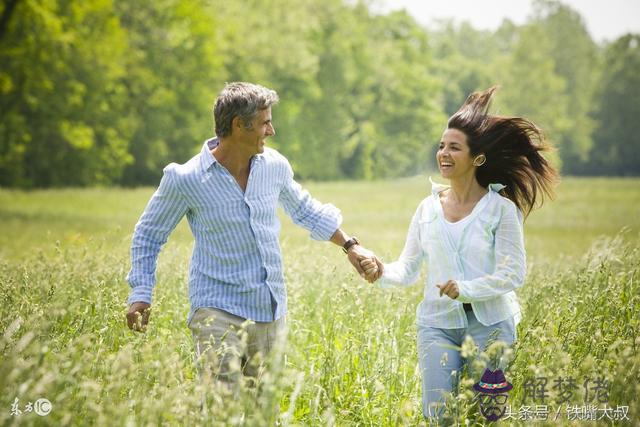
[0,0,132,187]
[0,0,638,187]
[430,21,503,116]
[492,22,570,170]
[296,5,443,180]
[428,21,509,168]
[530,0,600,173]
[589,34,640,175]
[366,11,444,178]
[114,0,224,185]
[179,1,444,181]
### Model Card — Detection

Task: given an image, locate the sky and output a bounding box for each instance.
[373,0,640,43]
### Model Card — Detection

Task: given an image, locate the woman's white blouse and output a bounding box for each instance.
[380,180,526,328]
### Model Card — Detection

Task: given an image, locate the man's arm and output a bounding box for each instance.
[277,160,381,282]
[126,165,188,332]
[277,165,342,241]
[329,229,383,283]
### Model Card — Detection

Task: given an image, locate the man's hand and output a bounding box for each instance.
[359,257,383,283]
[347,245,383,283]
[126,301,151,332]
[436,280,459,299]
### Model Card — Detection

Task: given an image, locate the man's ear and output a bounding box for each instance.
[231,116,244,133]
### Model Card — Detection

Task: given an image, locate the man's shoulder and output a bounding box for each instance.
[163,152,201,175]
[259,148,293,177]
[261,147,290,165]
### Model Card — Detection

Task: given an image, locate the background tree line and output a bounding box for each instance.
[0,0,638,188]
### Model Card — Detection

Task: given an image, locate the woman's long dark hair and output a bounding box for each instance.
[447,86,558,218]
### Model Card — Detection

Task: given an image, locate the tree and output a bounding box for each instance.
[116,0,224,185]
[0,0,132,187]
[589,34,640,175]
[491,23,569,170]
[531,0,600,173]
[366,10,444,178]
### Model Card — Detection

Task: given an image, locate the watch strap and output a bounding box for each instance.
[342,237,359,254]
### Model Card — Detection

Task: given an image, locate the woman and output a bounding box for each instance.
[361,86,557,420]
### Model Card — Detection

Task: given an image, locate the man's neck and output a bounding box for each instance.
[211,138,252,177]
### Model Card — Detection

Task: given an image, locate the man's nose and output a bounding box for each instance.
[267,124,275,136]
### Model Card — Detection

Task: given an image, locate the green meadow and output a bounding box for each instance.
[1,176,639,425]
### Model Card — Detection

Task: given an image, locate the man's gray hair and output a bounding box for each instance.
[214,82,279,138]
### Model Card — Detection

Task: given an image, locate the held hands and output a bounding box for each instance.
[359,257,381,283]
[347,245,383,283]
[126,301,151,332]
[436,279,459,299]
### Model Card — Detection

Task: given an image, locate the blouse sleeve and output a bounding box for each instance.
[378,202,425,288]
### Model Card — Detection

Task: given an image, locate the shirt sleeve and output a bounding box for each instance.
[456,203,526,302]
[378,203,425,288]
[126,164,188,304]
[278,161,342,241]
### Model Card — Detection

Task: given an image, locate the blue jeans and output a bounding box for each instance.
[417,311,517,420]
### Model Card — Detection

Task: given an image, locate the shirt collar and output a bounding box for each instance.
[198,137,265,173]
[199,137,219,172]
[487,183,506,192]
[429,176,449,197]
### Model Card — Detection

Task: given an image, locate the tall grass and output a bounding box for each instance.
[0,177,638,425]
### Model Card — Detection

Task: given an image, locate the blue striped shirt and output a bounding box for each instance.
[126,138,342,323]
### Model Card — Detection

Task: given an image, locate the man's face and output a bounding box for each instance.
[239,107,275,155]
[478,393,508,421]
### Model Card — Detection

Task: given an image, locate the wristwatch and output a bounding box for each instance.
[342,237,360,254]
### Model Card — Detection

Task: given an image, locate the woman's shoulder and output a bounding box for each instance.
[488,192,523,222]
[417,194,437,209]
[411,195,438,222]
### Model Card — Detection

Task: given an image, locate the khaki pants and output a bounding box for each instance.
[189,307,286,392]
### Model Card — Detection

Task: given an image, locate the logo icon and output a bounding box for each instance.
[474,369,512,421]
[33,398,52,416]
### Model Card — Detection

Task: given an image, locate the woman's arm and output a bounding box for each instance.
[377,203,426,288]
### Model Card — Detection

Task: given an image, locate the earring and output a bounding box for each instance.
[473,155,486,167]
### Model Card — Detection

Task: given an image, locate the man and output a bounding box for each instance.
[125,82,381,391]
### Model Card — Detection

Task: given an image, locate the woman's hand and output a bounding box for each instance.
[436,280,459,299]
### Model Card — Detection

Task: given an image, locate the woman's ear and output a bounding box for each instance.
[473,154,486,167]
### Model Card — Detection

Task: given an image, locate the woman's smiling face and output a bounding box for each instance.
[436,128,476,180]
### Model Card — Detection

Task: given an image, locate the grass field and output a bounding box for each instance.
[1,176,639,425]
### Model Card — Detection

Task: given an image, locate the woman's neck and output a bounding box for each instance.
[447,176,487,204]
